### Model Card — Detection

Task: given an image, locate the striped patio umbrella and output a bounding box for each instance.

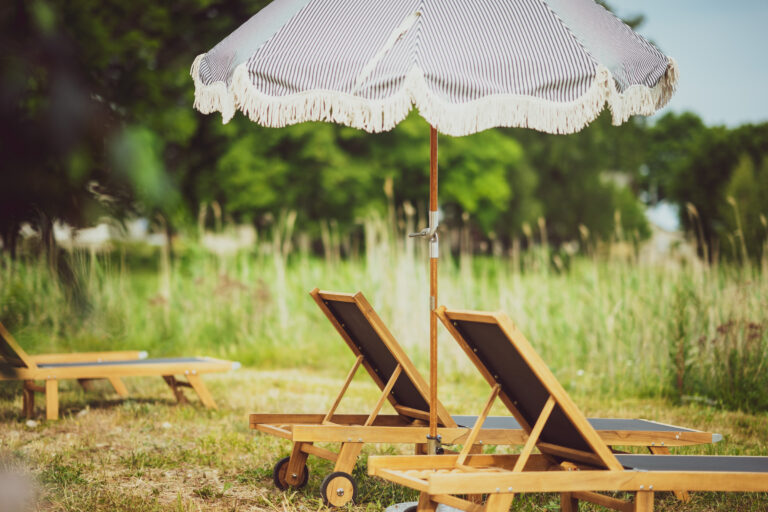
[191,0,678,454]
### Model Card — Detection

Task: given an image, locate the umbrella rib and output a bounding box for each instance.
[352,10,421,94]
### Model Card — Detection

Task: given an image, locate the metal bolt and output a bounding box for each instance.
[675,434,680,439]
[508,487,513,492]
[336,488,345,497]
[347,438,352,441]
[358,438,363,442]
[649,485,654,490]
[478,440,483,444]
[291,473,297,479]
[473,348,477,352]
[495,487,500,492]
[640,485,644,489]
[651,442,655,446]
[661,442,665,446]
[185,370,189,375]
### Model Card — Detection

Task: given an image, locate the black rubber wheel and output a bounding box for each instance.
[403,506,418,512]
[320,471,358,507]
[272,456,309,490]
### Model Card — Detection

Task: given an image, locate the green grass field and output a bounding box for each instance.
[1,227,767,510]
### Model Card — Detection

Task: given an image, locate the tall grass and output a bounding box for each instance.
[1,214,766,411]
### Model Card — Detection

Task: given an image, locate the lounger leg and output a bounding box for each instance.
[560,493,579,512]
[77,378,96,391]
[416,492,438,512]
[163,376,189,404]
[285,442,310,486]
[648,446,690,502]
[634,492,654,512]
[334,442,363,473]
[466,444,484,504]
[108,377,129,397]
[484,493,514,512]
[187,375,217,409]
[415,443,428,455]
[23,381,35,419]
[45,379,59,420]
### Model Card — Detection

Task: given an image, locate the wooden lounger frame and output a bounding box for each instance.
[251,291,717,506]
[367,308,768,512]
[0,322,236,420]
[251,289,457,494]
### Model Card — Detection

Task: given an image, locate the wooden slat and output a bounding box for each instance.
[438,310,499,324]
[30,351,146,364]
[249,413,408,427]
[300,443,338,462]
[314,290,357,303]
[513,395,556,472]
[290,424,528,444]
[571,491,633,512]
[372,468,429,492]
[323,354,363,424]
[537,443,607,467]
[255,424,293,440]
[457,384,500,465]
[1,360,236,380]
[365,364,402,426]
[394,405,430,422]
[598,430,713,447]
[367,454,553,472]
[423,469,768,495]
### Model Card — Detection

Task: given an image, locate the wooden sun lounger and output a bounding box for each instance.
[367,308,768,512]
[0,322,239,420]
[249,290,719,507]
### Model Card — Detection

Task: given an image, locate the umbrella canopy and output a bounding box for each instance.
[192,0,677,136]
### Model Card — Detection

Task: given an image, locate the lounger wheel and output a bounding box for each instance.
[320,471,357,507]
[272,456,309,490]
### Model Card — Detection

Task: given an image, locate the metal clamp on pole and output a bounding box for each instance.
[408,211,439,258]
[426,434,443,455]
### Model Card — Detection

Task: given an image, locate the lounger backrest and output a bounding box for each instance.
[312,289,455,427]
[0,321,36,370]
[438,307,622,470]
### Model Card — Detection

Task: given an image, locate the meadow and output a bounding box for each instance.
[1,217,767,510]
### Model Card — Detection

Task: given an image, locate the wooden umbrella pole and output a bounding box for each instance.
[428,125,439,449]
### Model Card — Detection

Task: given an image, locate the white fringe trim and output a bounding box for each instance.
[191,54,237,123]
[191,56,678,136]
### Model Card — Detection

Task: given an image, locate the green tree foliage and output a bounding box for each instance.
[19,0,762,260]
[507,113,651,245]
[647,112,768,261]
[720,155,768,261]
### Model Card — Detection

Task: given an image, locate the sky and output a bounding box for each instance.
[611,0,768,127]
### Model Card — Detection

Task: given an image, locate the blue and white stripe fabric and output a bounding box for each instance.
[192,0,677,135]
